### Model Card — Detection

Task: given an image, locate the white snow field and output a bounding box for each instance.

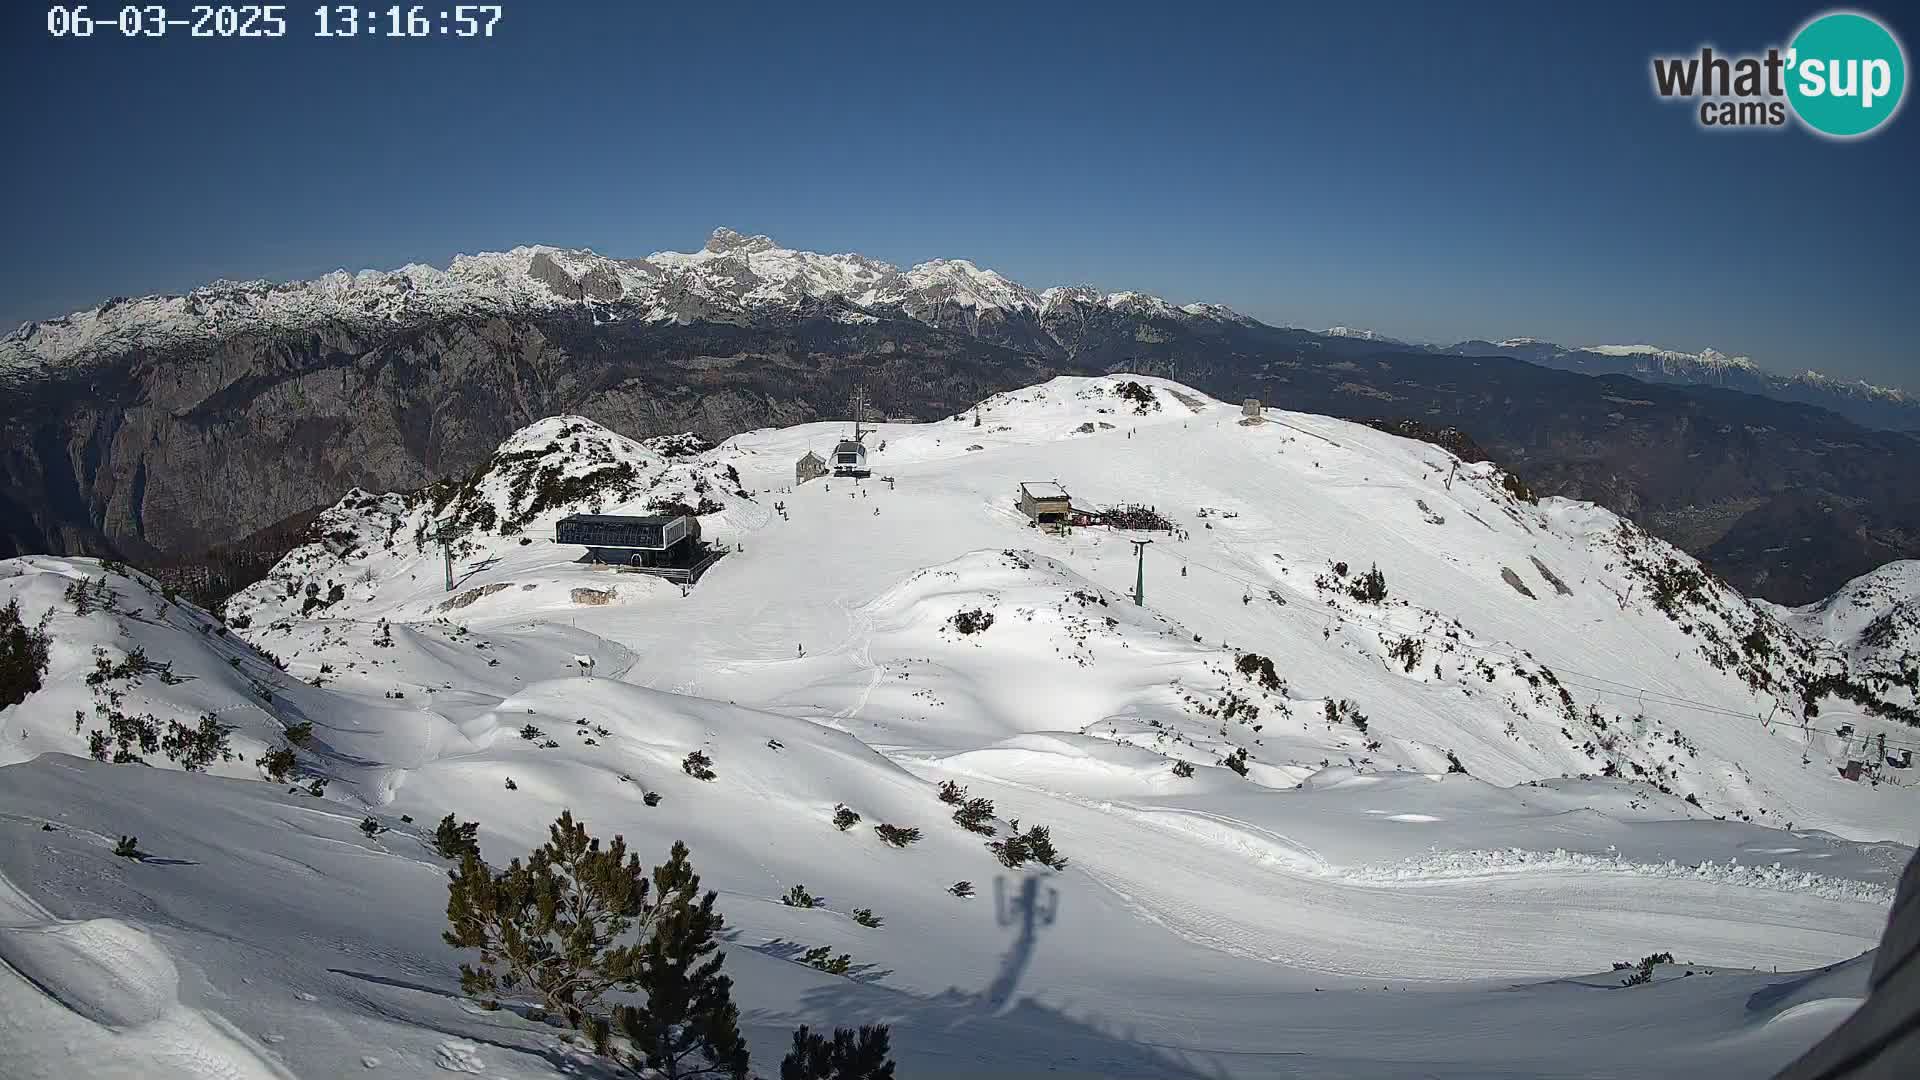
[3,374,1916,1078]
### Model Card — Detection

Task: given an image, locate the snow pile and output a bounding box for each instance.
[0,900,293,1080]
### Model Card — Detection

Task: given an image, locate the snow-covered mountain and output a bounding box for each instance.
[1584,344,1760,372]
[214,374,1920,837]
[3,373,1915,1077]
[1323,325,1409,344]
[12,224,1907,416]
[1445,336,1916,429]
[0,228,1255,377]
[1773,561,1920,734]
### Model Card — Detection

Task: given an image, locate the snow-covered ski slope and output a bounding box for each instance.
[3,374,1916,1078]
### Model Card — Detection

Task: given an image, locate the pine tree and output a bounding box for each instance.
[432,814,481,860]
[780,1024,896,1080]
[444,814,748,1078]
[800,946,852,975]
[257,745,296,782]
[599,843,749,1079]
[162,713,236,771]
[1347,563,1388,604]
[872,824,919,848]
[951,796,996,835]
[1,600,54,710]
[443,810,652,1026]
[989,822,1068,870]
[64,577,96,616]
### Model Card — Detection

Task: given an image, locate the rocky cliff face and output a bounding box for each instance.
[0,310,1054,560]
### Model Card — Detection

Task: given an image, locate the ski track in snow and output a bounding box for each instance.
[908,766,1893,978]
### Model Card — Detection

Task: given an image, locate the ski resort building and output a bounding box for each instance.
[1018,481,1073,526]
[555,512,728,585]
[832,438,869,477]
[555,513,693,566]
[795,450,828,485]
[1242,398,1262,417]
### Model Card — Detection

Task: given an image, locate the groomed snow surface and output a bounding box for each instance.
[2,374,1916,1078]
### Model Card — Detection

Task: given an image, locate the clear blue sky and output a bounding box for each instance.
[3,1,1915,386]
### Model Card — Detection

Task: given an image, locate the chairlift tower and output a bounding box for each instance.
[1130,538,1153,606]
[849,385,870,443]
[425,523,457,592]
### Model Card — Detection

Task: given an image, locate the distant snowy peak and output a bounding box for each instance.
[1,227,1240,373]
[1585,344,1758,371]
[1777,561,1920,699]
[1325,326,1406,344]
[886,258,1040,314]
[1789,369,1911,403]
[1452,337,1913,411]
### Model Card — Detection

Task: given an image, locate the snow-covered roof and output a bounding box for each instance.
[1021,481,1069,500]
[556,512,680,526]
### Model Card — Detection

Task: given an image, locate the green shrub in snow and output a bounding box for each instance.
[873,824,919,848]
[780,1024,895,1080]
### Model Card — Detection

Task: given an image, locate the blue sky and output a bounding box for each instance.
[3,1,1915,386]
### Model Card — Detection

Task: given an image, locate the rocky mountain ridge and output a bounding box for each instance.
[1445,338,1917,431]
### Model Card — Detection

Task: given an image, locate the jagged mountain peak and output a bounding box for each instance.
[1792,369,1910,402]
[703,226,781,255]
[0,231,1245,374]
[1325,326,1406,344]
[1584,344,1758,370]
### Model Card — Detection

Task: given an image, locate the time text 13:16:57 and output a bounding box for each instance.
[316,5,502,36]
[44,5,503,38]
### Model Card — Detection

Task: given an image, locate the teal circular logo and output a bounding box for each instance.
[1787,11,1906,137]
